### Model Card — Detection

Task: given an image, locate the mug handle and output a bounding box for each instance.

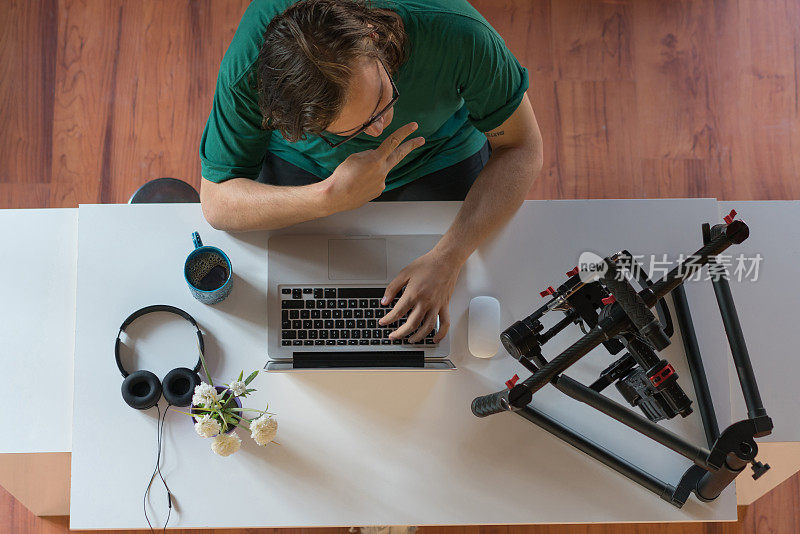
[192,232,203,249]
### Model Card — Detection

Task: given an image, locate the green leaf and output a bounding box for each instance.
[244,370,259,386]
[213,408,225,424]
[197,338,214,387]
[238,370,244,382]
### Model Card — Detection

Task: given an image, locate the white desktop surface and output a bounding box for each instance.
[718,201,800,442]
[70,200,737,529]
[1,209,76,454]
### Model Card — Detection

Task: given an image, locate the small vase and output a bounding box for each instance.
[190,386,243,435]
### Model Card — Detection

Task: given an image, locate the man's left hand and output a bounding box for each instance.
[378,249,462,343]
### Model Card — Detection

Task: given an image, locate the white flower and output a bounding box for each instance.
[250,414,278,446]
[194,414,221,438]
[211,432,241,457]
[229,380,247,396]
[192,382,217,407]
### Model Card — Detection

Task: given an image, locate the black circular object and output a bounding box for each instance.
[162,367,202,407]
[727,220,750,244]
[129,177,200,204]
[501,318,540,360]
[121,370,163,410]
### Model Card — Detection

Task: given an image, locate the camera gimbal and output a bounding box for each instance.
[471,211,773,507]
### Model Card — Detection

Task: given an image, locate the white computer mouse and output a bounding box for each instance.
[468,296,501,358]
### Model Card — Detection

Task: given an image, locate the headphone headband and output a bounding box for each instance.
[115,305,204,378]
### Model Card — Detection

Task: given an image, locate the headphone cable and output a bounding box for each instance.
[143,404,173,533]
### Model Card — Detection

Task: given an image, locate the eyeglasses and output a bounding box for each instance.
[319,57,399,148]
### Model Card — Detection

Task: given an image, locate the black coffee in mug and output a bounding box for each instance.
[184,232,233,305]
[196,264,229,291]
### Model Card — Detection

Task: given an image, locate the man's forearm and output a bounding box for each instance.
[433,144,543,265]
[201,177,334,232]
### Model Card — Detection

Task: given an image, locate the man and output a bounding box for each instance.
[200,0,543,343]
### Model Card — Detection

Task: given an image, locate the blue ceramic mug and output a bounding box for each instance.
[184,232,233,305]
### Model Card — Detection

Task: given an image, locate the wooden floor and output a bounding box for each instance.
[1,0,798,532]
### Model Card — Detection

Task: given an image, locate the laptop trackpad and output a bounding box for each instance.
[328,238,387,280]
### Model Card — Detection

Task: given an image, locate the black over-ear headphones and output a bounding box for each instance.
[115,305,204,409]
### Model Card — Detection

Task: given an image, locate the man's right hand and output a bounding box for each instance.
[322,122,425,211]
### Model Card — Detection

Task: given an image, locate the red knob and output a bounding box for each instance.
[566,266,579,277]
[601,295,616,305]
[539,286,555,298]
[505,374,520,389]
[723,209,737,224]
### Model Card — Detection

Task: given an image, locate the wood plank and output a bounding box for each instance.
[0,184,50,209]
[0,0,57,185]
[632,1,720,162]
[509,522,741,534]
[640,159,711,198]
[711,0,800,200]
[551,0,634,81]
[553,80,642,198]
[49,0,124,208]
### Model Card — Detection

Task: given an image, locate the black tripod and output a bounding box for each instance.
[471,211,773,507]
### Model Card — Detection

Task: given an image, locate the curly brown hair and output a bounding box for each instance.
[256,0,408,142]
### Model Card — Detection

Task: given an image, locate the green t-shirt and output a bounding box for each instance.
[200,0,529,189]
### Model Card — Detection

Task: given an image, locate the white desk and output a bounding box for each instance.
[1,209,76,453]
[69,200,740,529]
[0,209,76,515]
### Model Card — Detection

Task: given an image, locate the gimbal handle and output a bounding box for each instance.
[602,258,670,351]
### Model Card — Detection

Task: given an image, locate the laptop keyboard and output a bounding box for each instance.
[280,286,438,348]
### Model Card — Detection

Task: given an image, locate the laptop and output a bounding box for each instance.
[265,234,455,370]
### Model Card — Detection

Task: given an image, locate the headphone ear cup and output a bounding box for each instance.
[121,370,162,410]
[162,367,201,407]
